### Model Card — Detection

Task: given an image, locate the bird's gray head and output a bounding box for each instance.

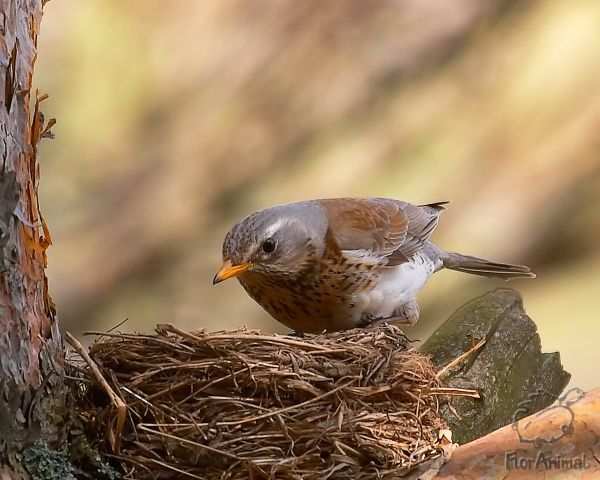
[213,202,327,284]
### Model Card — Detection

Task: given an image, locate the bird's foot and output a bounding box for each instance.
[358,314,399,328]
[392,300,420,326]
[359,300,420,328]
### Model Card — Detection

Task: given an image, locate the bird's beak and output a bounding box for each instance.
[212,260,251,285]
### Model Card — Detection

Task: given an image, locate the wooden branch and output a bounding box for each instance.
[436,338,486,379]
[65,332,126,454]
[410,387,600,479]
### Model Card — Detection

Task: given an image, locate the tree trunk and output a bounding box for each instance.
[0,0,65,477]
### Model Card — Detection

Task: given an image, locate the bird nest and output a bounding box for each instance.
[68,323,453,479]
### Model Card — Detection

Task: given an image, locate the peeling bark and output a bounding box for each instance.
[0,0,64,477]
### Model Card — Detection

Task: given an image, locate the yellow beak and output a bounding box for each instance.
[212,260,251,285]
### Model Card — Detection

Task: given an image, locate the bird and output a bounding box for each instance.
[213,198,535,333]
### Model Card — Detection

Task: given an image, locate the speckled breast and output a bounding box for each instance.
[238,257,381,333]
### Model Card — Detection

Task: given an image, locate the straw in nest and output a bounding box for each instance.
[69,323,453,479]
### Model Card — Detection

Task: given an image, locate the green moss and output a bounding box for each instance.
[22,441,76,480]
[21,440,119,480]
[70,435,120,480]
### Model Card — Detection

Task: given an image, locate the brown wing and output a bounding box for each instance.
[319,198,447,266]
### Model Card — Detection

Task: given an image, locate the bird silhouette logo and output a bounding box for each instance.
[511,387,585,448]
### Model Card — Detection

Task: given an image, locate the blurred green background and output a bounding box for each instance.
[35,1,600,389]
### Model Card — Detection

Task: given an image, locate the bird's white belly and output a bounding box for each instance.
[358,253,436,318]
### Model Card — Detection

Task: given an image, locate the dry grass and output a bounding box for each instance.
[69,323,449,479]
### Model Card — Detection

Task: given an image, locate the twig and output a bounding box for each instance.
[217,378,357,426]
[428,387,480,399]
[83,330,196,352]
[65,331,127,453]
[145,458,205,480]
[436,338,486,379]
[162,323,334,352]
[138,426,241,461]
[106,317,129,333]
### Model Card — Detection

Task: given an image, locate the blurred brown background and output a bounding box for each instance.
[35,1,599,389]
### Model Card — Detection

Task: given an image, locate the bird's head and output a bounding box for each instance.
[213,202,327,284]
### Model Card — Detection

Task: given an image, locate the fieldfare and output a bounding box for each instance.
[213,198,534,333]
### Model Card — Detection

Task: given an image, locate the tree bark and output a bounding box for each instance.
[0,0,65,477]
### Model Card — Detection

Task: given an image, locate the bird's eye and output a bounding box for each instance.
[261,238,277,254]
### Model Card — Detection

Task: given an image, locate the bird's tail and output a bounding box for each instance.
[443,252,535,280]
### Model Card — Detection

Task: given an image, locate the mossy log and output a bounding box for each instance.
[420,288,571,445]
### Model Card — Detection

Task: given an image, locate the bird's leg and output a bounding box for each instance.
[390,300,420,326]
[359,300,421,328]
